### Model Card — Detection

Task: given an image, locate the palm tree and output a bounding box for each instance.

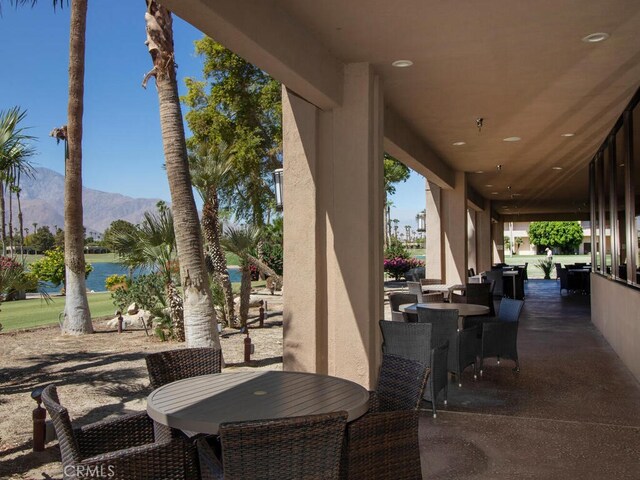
[0,107,35,256]
[143,0,220,349]
[189,141,236,327]
[109,202,185,340]
[9,0,92,339]
[221,225,261,328]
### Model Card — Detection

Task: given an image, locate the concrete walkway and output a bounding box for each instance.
[419,279,640,479]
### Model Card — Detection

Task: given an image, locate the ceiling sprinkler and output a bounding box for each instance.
[476,118,484,132]
[496,164,502,172]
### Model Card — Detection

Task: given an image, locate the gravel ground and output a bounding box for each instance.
[0,293,284,480]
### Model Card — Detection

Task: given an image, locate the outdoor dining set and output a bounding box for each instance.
[387,272,525,416]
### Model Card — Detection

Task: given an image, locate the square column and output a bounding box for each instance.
[425,172,468,284]
[425,181,444,280]
[467,209,477,275]
[282,63,384,389]
[476,200,493,273]
[492,220,505,264]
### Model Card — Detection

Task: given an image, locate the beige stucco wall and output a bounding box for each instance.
[591,274,640,383]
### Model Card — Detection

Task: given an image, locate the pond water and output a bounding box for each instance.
[40,263,242,293]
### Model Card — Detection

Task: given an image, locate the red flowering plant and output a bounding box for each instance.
[384,256,424,280]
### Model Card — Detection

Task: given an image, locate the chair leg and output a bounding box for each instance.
[473,362,477,380]
[496,356,500,365]
[513,359,520,373]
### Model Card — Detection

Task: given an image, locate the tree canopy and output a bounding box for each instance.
[384,153,410,196]
[182,37,282,226]
[528,221,584,254]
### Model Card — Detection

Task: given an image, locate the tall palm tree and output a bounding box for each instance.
[189,141,236,327]
[221,225,261,328]
[8,0,93,334]
[109,202,185,340]
[143,0,220,349]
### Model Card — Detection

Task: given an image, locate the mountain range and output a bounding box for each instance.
[8,167,163,234]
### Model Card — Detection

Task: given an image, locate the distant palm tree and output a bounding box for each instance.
[189,141,237,327]
[143,0,220,349]
[0,107,35,257]
[221,225,261,328]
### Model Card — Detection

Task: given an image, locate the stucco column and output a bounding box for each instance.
[441,171,468,284]
[492,219,505,264]
[476,200,492,273]
[467,209,477,276]
[282,63,384,389]
[425,180,443,280]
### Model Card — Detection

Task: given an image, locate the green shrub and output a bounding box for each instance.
[384,238,410,260]
[29,247,92,288]
[105,274,127,292]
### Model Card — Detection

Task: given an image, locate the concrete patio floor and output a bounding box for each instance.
[418,279,640,479]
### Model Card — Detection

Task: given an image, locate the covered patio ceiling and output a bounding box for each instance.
[165,0,640,217]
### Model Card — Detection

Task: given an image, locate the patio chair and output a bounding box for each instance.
[388,292,418,322]
[41,384,198,480]
[468,268,476,277]
[558,268,569,294]
[406,281,424,303]
[197,412,348,480]
[450,282,494,316]
[479,298,525,375]
[145,347,222,390]
[341,354,429,480]
[484,269,504,297]
[420,278,442,286]
[555,263,563,281]
[416,307,480,387]
[378,320,447,417]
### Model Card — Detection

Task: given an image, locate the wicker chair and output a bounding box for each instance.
[145,347,222,390]
[388,292,418,322]
[341,354,429,480]
[416,307,480,387]
[450,282,494,316]
[197,412,348,480]
[422,292,445,303]
[420,278,442,286]
[41,384,197,480]
[479,298,525,375]
[406,281,424,303]
[484,269,504,297]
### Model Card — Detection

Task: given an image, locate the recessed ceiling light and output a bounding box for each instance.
[561,133,575,137]
[619,163,625,167]
[491,192,499,195]
[552,166,563,170]
[582,32,609,43]
[392,59,413,68]
[452,141,466,146]
[475,170,484,174]
[503,136,521,142]
[485,184,493,187]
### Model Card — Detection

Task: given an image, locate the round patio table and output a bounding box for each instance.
[400,302,489,317]
[147,371,370,435]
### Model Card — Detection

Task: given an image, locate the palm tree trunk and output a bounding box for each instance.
[62,0,92,335]
[0,183,5,256]
[239,263,251,328]
[17,189,24,259]
[144,0,220,349]
[8,188,13,255]
[246,253,282,289]
[165,279,185,341]
[202,190,235,326]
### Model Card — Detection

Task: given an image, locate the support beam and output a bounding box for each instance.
[384,107,455,189]
[163,0,343,110]
[425,181,444,281]
[476,200,493,273]
[467,209,477,276]
[282,63,383,389]
[492,220,505,264]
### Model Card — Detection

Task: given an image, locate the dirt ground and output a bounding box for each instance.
[0,293,284,480]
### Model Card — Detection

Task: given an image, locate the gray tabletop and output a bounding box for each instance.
[400,302,490,317]
[147,371,370,435]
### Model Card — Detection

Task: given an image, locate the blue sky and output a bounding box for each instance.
[0,0,424,229]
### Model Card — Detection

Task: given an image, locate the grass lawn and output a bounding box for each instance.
[504,254,590,279]
[0,292,115,332]
[1,280,268,332]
